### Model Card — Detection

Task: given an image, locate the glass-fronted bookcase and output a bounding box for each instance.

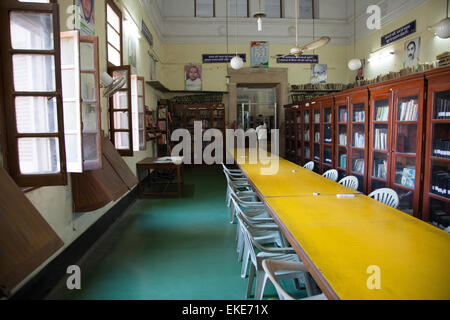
[423,67,450,229]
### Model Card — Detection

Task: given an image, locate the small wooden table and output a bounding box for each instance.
[136,157,184,198]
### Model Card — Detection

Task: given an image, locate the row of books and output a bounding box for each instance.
[398,99,418,121]
[353,111,365,122]
[304,130,310,141]
[373,128,388,150]
[338,109,347,123]
[353,132,365,148]
[433,139,450,158]
[324,112,332,123]
[339,133,347,146]
[400,167,416,189]
[304,146,310,159]
[433,97,450,119]
[339,154,347,169]
[314,113,320,123]
[352,158,365,174]
[324,125,332,143]
[291,83,346,91]
[171,94,223,105]
[324,149,332,164]
[431,170,449,198]
[373,159,387,179]
[375,106,389,121]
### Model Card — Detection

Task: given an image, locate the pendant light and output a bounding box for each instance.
[230,0,243,69]
[253,0,266,32]
[435,0,450,39]
[348,0,362,71]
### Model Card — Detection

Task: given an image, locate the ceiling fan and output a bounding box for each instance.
[272,0,330,59]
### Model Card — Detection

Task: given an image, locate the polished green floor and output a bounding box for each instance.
[49,168,305,300]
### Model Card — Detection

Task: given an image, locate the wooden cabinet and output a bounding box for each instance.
[312,100,321,173]
[302,100,313,165]
[284,105,296,162]
[316,96,334,173]
[423,66,450,228]
[333,87,369,192]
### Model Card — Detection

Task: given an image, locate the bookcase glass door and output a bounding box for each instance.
[371,98,390,191]
[296,110,302,163]
[303,108,311,163]
[350,102,366,192]
[323,105,333,168]
[336,104,348,179]
[393,95,420,215]
[427,89,450,228]
[313,105,321,172]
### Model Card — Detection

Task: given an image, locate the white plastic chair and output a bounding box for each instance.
[322,169,338,181]
[368,188,399,209]
[303,161,314,171]
[223,169,252,210]
[338,175,359,191]
[262,259,327,300]
[238,220,301,300]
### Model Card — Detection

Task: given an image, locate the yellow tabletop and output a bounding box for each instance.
[228,148,359,197]
[266,195,450,300]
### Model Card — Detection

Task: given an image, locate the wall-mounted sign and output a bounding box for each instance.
[277,55,319,64]
[202,54,246,63]
[75,0,95,36]
[251,41,269,68]
[141,19,153,46]
[381,20,416,46]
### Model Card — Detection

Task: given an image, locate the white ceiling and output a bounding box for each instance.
[141,0,427,44]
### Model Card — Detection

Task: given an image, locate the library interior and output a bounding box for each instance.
[1,0,450,301]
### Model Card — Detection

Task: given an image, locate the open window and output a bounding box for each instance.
[106,0,122,67]
[108,65,133,156]
[131,76,146,151]
[0,0,67,187]
[60,31,102,172]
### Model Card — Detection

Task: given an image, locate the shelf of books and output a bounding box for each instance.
[368,86,392,194]
[334,94,349,181]
[320,96,334,172]
[302,101,312,166]
[284,105,297,162]
[341,88,369,193]
[312,101,321,173]
[295,105,302,165]
[390,75,426,217]
[423,66,450,229]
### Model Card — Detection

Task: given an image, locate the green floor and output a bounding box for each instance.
[49,168,306,300]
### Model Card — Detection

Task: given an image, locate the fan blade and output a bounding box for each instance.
[299,36,331,52]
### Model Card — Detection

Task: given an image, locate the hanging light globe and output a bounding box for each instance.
[348,58,362,71]
[230,56,244,70]
[435,18,450,39]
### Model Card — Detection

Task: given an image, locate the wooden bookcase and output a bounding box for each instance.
[169,104,225,164]
[422,66,450,227]
[284,105,296,162]
[302,100,313,166]
[315,95,335,173]
[312,100,321,173]
[332,88,369,193]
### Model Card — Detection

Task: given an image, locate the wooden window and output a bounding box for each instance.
[60,31,102,172]
[108,65,133,157]
[229,0,249,18]
[106,0,122,67]
[265,0,283,18]
[131,76,146,151]
[195,0,215,17]
[0,0,67,187]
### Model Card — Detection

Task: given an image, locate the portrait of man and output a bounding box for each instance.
[76,0,95,36]
[355,59,365,82]
[404,37,420,68]
[311,64,327,84]
[185,65,202,91]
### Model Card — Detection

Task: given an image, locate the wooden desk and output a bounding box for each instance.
[136,157,184,198]
[266,195,450,300]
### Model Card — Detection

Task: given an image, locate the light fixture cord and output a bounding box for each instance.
[295,0,298,47]
[353,0,356,56]
[447,0,449,18]
[235,0,238,55]
[226,0,229,54]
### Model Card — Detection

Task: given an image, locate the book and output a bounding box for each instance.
[400,167,416,189]
[433,139,450,158]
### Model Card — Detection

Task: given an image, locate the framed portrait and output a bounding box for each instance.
[404,37,421,68]
[251,41,269,68]
[75,0,95,36]
[311,64,327,84]
[185,65,202,91]
[355,59,366,82]
[128,37,137,75]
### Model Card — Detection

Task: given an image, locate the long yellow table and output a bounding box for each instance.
[229,149,359,197]
[229,148,450,300]
[266,195,450,300]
